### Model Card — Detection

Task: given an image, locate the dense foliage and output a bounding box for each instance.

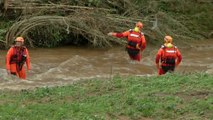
[0,0,213,48]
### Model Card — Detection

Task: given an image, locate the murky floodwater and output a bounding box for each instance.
[0,40,212,90]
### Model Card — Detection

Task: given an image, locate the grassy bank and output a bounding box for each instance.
[0,73,212,120]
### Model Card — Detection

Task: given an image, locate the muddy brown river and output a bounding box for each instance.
[0,40,212,90]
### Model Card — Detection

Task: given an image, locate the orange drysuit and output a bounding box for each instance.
[156,45,182,75]
[113,29,146,61]
[6,46,30,79]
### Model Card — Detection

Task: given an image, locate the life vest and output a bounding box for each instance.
[161,45,177,65]
[127,29,143,49]
[10,46,27,64]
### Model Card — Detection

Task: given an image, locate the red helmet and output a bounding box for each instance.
[15,37,24,42]
[136,22,143,29]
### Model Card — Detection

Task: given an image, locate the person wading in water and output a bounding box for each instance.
[6,37,31,79]
[155,35,182,75]
[108,22,146,62]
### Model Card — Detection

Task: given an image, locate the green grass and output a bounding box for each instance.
[0,73,212,120]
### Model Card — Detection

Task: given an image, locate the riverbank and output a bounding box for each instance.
[0,73,212,120]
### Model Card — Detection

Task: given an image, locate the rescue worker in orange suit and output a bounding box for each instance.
[155,36,182,75]
[6,37,31,79]
[108,22,146,61]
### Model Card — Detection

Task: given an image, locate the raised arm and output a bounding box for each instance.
[108,30,130,38]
